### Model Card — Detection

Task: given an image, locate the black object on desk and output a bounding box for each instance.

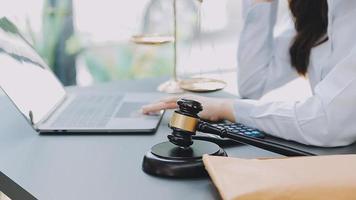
[192,122,266,146]
[142,99,315,178]
[142,99,227,178]
[212,123,265,138]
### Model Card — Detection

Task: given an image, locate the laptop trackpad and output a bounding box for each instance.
[114,102,146,118]
[106,102,160,130]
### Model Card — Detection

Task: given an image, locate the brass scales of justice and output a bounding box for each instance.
[131,0,227,93]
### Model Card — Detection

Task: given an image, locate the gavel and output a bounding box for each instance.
[167,99,230,149]
[168,99,313,156]
[142,99,312,178]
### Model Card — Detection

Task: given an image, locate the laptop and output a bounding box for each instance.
[0,17,163,134]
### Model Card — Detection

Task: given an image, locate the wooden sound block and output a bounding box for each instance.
[142,140,227,178]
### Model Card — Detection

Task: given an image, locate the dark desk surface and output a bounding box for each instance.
[0,78,281,200]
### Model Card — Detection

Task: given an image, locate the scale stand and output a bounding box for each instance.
[132,0,226,93]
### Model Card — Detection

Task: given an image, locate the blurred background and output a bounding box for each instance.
[0,0,308,99]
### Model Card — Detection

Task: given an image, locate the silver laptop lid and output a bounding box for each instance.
[0,17,66,124]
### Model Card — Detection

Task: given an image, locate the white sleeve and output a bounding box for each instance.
[234,46,356,147]
[238,0,299,99]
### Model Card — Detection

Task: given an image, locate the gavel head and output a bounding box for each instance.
[168,99,202,148]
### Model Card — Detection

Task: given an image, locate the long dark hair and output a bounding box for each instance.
[289,0,329,75]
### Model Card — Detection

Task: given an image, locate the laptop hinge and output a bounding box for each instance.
[29,110,34,125]
[34,94,69,129]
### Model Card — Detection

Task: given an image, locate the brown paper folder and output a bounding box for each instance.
[203,155,356,200]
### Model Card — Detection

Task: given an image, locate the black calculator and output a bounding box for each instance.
[193,123,265,146]
[212,123,265,138]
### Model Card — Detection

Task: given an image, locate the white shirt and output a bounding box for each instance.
[235,0,356,147]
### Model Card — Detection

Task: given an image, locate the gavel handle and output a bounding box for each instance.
[197,121,314,157]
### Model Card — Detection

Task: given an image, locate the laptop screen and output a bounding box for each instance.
[0,18,66,124]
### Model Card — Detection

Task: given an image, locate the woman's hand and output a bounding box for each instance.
[142,95,236,122]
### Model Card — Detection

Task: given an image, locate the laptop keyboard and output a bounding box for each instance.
[51,95,123,128]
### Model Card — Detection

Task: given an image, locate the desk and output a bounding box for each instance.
[0,78,280,200]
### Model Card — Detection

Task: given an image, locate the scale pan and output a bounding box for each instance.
[179,78,226,92]
[131,35,174,45]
